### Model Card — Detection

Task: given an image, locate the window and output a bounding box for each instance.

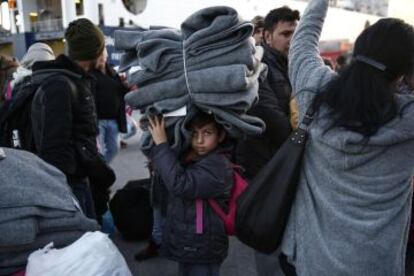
[75,0,84,16]
[98,3,104,25]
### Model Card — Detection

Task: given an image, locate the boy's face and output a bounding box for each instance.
[191,122,225,156]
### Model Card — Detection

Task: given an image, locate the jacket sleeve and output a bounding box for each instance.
[288,0,336,107]
[249,78,292,147]
[289,97,299,129]
[150,143,229,199]
[36,80,76,175]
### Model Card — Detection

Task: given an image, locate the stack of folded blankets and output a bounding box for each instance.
[115,6,267,151]
[0,148,99,275]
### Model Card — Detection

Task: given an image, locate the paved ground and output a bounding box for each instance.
[108,121,258,276]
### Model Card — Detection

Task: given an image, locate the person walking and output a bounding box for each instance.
[251,15,264,46]
[236,6,300,276]
[91,48,128,164]
[236,6,300,180]
[31,18,107,219]
[9,42,55,92]
[280,0,414,275]
[0,55,18,104]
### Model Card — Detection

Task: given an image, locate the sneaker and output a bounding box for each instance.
[134,240,160,261]
[120,140,128,149]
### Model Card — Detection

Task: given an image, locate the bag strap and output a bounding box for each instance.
[300,105,315,127]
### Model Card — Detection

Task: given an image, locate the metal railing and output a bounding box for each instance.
[31,18,63,33]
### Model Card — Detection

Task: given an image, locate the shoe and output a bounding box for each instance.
[134,240,160,261]
[120,140,128,149]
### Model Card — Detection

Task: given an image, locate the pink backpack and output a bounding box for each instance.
[195,165,248,236]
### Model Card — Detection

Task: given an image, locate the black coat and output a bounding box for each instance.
[90,65,128,133]
[236,44,292,179]
[31,55,99,180]
[150,143,233,264]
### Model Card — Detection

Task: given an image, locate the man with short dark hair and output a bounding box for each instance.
[236,6,300,276]
[237,6,300,179]
[31,18,107,219]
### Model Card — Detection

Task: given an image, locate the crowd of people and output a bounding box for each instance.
[1,0,414,275]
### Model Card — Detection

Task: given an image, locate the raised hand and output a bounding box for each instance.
[148,116,167,145]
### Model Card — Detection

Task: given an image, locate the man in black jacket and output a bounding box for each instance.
[31,18,106,219]
[237,7,300,179]
[91,48,128,164]
[236,6,300,276]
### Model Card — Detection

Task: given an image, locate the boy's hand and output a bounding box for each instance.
[148,116,167,145]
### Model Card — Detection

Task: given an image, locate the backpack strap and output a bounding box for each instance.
[208,198,226,221]
[32,72,80,111]
[195,199,204,234]
[208,162,236,220]
[195,157,237,234]
[32,69,81,99]
[4,79,12,101]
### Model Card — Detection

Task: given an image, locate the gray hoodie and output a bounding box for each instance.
[281,0,414,275]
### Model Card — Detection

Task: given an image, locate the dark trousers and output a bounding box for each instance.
[178,263,221,276]
[70,177,97,219]
[279,254,297,276]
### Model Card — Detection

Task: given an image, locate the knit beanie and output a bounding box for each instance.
[21,42,55,69]
[65,18,105,61]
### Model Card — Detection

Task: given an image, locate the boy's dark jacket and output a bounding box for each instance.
[31,55,98,180]
[150,142,233,263]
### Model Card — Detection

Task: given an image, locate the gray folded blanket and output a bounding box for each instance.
[114,6,266,151]
[0,206,98,247]
[0,149,99,275]
[0,230,86,275]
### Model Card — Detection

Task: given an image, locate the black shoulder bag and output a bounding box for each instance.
[235,106,314,254]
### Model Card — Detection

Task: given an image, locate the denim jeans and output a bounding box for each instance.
[152,207,165,245]
[178,263,221,276]
[121,114,138,140]
[70,178,96,220]
[98,120,119,163]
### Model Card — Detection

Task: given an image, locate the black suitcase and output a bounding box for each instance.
[109,179,153,241]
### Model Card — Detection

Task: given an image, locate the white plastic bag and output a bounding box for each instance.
[26,231,132,276]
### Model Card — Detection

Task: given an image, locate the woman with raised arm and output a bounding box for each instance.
[280,0,414,275]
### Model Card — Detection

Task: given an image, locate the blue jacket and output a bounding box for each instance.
[150,143,233,263]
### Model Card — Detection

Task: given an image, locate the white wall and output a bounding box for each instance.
[88,0,381,42]
[388,0,414,25]
[61,0,76,28]
[17,0,38,33]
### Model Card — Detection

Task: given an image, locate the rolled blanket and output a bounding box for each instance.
[0,148,99,248]
[126,39,256,87]
[115,6,266,151]
[125,63,261,109]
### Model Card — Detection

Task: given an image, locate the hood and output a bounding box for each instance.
[11,66,32,88]
[309,94,414,170]
[32,54,88,77]
[31,54,85,84]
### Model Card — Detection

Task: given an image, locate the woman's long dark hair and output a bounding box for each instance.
[313,18,414,137]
